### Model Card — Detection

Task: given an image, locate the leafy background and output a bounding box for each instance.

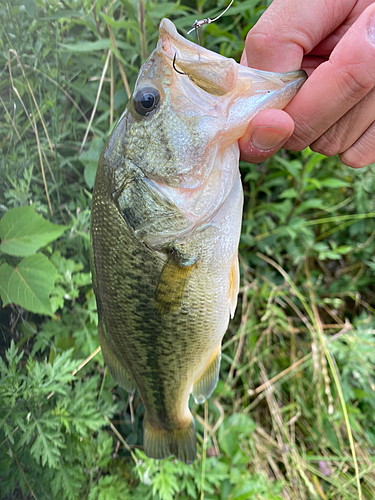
[1,0,375,499]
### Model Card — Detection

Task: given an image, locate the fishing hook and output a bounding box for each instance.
[187,0,234,45]
[172,53,187,75]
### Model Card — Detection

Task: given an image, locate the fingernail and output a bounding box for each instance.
[251,126,291,151]
[368,12,375,44]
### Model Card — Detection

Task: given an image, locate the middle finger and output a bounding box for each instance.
[283,4,375,151]
[310,86,375,157]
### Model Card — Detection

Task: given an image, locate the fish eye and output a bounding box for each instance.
[133,86,160,116]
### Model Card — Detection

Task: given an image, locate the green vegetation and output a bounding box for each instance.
[1,0,375,499]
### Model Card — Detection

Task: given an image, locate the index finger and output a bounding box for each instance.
[244,0,357,72]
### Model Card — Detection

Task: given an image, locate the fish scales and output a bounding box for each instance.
[92,152,241,414]
[91,18,306,464]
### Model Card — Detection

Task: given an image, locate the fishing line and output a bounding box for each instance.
[187,0,235,45]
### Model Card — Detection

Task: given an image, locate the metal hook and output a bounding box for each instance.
[187,0,234,45]
[172,53,187,75]
[188,18,209,45]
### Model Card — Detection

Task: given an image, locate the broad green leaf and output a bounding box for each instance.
[278,188,297,199]
[274,156,302,177]
[23,0,37,17]
[218,0,261,15]
[59,39,111,52]
[39,9,82,20]
[100,14,140,32]
[231,486,257,500]
[12,78,25,97]
[293,198,325,215]
[319,178,351,188]
[0,206,67,256]
[0,254,57,316]
[80,137,104,189]
[304,151,325,172]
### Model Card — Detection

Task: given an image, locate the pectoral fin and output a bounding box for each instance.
[154,248,197,315]
[98,321,134,392]
[229,254,240,319]
[192,346,221,404]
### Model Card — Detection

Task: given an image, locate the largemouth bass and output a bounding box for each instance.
[91,18,306,464]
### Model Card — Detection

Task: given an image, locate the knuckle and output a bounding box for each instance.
[285,120,316,151]
[310,127,345,157]
[340,133,375,168]
[285,140,305,152]
[335,62,374,103]
[310,140,340,157]
[245,29,276,55]
[340,153,368,168]
[245,27,305,66]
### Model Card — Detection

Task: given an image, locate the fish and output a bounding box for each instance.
[90,18,306,464]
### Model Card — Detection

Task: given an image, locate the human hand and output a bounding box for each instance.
[240,0,375,168]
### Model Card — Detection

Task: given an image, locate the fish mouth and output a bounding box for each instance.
[158,18,222,63]
[157,19,306,97]
[157,19,240,97]
[158,19,307,84]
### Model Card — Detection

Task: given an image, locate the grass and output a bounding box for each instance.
[1,0,375,499]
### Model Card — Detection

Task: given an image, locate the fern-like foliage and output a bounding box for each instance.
[0,341,116,500]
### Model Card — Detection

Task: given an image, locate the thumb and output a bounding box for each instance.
[239,108,294,164]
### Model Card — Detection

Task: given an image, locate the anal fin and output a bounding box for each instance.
[143,413,196,465]
[98,321,135,392]
[192,346,221,404]
[154,248,197,315]
[229,253,240,319]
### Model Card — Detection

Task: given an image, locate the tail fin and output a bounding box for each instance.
[143,414,196,464]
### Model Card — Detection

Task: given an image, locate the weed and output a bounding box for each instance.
[1,1,375,499]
